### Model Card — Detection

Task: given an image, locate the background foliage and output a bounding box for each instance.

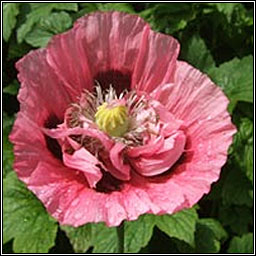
[3,2,254,254]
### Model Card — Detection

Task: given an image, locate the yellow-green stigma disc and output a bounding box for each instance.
[95,102,129,137]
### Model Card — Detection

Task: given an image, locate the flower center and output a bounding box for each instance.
[65,85,157,146]
[95,101,129,137]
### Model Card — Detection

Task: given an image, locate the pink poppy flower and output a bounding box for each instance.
[10,11,236,227]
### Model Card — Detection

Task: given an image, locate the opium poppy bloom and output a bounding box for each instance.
[10,12,236,227]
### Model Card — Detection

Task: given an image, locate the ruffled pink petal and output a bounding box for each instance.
[10,119,187,227]
[149,99,184,136]
[44,125,132,181]
[15,49,72,123]
[43,126,113,151]
[26,158,188,227]
[127,135,164,158]
[109,143,130,180]
[131,30,180,93]
[150,83,174,106]
[63,147,102,188]
[131,131,186,176]
[26,160,128,227]
[73,11,150,79]
[27,161,95,225]
[18,130,227,229]
[133,177,188,214]
[9,113,59,183]
[46,27,93,99]
[156,61,236,137]
[151,61,236,206]
[171,166,220,207]
[67,136,81,151]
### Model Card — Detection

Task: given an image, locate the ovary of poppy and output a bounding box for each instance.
[10,11,236,227]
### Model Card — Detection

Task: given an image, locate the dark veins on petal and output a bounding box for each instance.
[94,70,131,95]
[44,114,63,161]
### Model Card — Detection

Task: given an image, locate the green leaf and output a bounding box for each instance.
[199,219,228,241]
[3,171,58,253]
[233,5,253,27]
[124,214,155,253]
[222,167,253,207]
[208,3,238,22]
[228,233,253,253]
[180,35,215,73]
[62,214,155,253]
[39,11,72,34]
[79,3,98,10]
[238,118,253,140]
[3,3,19,41]
[61,224,92,253]
[244,144,253,182]
[73,3,134,20]
[3,80,19,95]
[58,3,77,11]
[91,223,118,253]
[25,11,72,48]
[156,207,198,247]
[208,56,253,112]
[195,218,227,253]
[96,3,134,13]
[17,5,53,43]
[234,118,253,183]
[140,3,197,34]
[71,4,98,20]
[30,3,78,12]
[17,3,78,43]
[229,117,253,184]
[3,113,14,178]
[25,28,53,48]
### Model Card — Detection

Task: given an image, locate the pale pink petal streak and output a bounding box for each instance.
[63,147,102,188]
[109,142,130,180]
[132,30,180,93]
[46,29,93,99]
[15,49,72,123]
